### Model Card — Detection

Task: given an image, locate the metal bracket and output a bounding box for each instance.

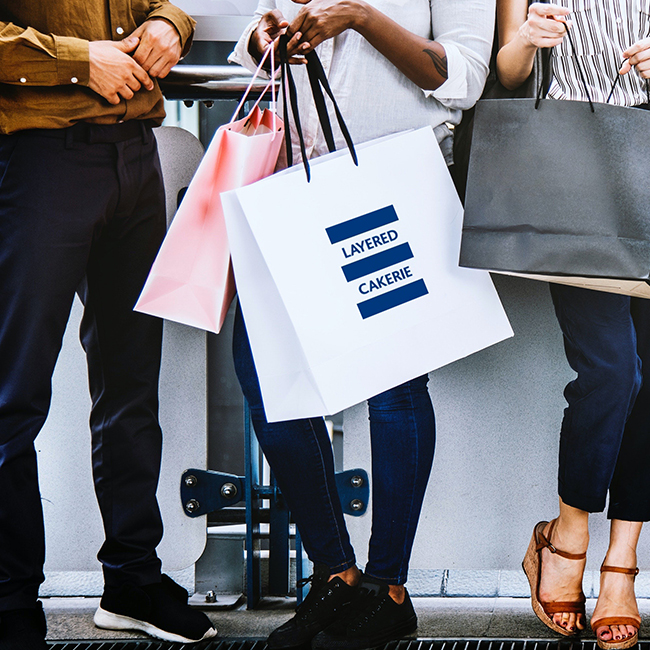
[180,470,244,517]
[335,469,369,516]
[180,468,368,518]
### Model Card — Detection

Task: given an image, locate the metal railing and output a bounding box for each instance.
[160,64,279,102]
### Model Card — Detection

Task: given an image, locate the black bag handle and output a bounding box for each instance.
[279,34,358,181]
[535,22,595,111]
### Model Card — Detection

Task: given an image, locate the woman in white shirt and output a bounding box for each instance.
[496,2,650,648]
[229,2,493,649]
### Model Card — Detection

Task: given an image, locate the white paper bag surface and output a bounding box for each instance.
[223,128,514,422]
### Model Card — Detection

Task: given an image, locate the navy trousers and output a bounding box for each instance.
[0,123,166,611]
[550,284,650,520]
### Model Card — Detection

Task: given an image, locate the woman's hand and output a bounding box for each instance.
[621,39,650,78]
[288,0,368,53]
[518,3,570,50]
[248,9,309,64]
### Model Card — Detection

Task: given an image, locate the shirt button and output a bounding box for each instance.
[71,77,78,84]
[116,26,124,35]
[616,17,622,24]
[20,77,26,83]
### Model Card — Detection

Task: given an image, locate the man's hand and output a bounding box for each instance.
[288,0,366,53]
[249,10,309,64]
[130,18,182,78]
[519,3,570,50]
[622,39,650,78]
[88,37,154,105]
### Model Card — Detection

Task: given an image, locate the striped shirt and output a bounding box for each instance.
[549,0,650,106]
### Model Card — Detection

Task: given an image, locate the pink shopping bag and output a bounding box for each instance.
[135,48,284,333]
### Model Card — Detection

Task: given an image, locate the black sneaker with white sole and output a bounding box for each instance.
[94,574,216,643]
[267,564,359,649]
[0,602,48,650]
[313,574,417,650]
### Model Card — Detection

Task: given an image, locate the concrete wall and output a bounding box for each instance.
[344,274,650,597]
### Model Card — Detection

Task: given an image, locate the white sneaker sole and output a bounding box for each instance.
[94,606,217,643]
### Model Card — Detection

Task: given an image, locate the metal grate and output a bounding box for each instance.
[45,641,648,650]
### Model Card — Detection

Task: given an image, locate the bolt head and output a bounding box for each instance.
[221,482,238,499]
[205,590,217,603]
[350,475,364,488]
[350,499,364,512]
[185,499,200,514]
[184,474,197,487]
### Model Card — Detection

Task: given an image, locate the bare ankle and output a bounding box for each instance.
[388,585,405,604]
[331,565,361,587]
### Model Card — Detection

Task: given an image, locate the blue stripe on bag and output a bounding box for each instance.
[326,206,398,244]
[357,279,428,319]
[341,243,414,282]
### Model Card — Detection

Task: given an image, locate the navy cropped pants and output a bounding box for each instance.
[550,284,650,521]
[0,123,166,611]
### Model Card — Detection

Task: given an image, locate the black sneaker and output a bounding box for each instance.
[94,574,216,643]
[268,564,358,649]
[0,602,48,650]
[313,574,417,650]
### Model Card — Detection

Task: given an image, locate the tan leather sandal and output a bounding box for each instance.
[522,519,587,636]
[591,565,641,650]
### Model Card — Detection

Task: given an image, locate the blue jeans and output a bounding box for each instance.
[550,284,650,520]
[232,306,435,584]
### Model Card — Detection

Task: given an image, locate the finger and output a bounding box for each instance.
[132,64,154,90]
[297,28,325,50]
[148,54,171,78]
[530,3,570,16]
[125,76,142,93]
[118,85,135,101]
[626,46,650,67]
[104,91,121,105]
[265,9,289,29]
[624,38,650,58]
[620,58,632,75]
[130,23,145,39]
[157,60,176,78]
[116,35,140,53]
[133,42,154,67]
[286,32,306,57]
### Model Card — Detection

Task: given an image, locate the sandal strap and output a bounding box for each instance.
[542,596,587,614]
[600,564,639,577]
[535,520,587,560]
[591,616,641,631]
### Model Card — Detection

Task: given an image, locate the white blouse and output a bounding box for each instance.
[229,0,495,164]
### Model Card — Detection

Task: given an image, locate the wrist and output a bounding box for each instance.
[352,1,372,34]
[516,23,540,54]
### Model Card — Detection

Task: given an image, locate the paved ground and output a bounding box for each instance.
[43,597,650,642]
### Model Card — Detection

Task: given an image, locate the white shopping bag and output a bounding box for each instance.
[222,127,514,422]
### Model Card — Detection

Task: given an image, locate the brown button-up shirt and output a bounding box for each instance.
[0,1,195,134]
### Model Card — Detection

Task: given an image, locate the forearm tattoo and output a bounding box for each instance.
[423,46,448,79]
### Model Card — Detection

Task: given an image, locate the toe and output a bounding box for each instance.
[626,625,638,638]
[597,625,613,641]
[566,613,576,632]
[560,612,571,630]
[612,625,623,641]
[576,613,585,631]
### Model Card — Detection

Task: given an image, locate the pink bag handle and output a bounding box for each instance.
[230,42,280,134]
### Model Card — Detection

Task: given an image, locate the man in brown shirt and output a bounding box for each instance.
[0,2,215,648]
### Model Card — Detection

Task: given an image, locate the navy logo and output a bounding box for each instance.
[326,206,429,319]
